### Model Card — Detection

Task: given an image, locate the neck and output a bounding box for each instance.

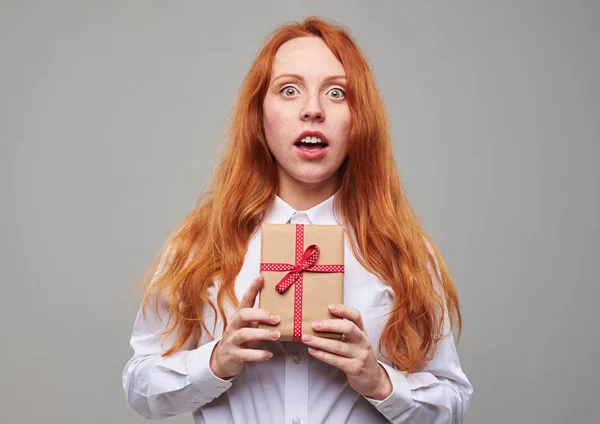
[277,170,340,211]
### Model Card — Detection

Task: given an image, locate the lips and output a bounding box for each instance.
[294,143,329,160]
[293,130,329,146]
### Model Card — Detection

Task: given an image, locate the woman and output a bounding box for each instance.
[122,16,473,423]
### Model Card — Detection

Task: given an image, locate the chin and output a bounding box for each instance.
[276,158,343,186]
[290,170,338,185]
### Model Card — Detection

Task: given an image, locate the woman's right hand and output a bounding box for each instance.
[209,275,281,379]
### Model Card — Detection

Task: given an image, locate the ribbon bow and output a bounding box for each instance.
[273,244,320,293]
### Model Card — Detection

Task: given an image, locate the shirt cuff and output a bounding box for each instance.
[363,360,414,419]
[186,338,235,401]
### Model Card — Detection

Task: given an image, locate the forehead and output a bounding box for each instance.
[271,36,346,77]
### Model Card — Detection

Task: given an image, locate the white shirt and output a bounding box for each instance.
[122,193,473,423]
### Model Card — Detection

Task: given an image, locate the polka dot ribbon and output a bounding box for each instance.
[260,224,344,342]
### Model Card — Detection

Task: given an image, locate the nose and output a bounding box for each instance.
[300,95,324,122]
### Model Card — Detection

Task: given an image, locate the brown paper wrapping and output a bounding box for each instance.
[258,223,345,342]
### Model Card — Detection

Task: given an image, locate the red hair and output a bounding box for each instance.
[138,16,462,374]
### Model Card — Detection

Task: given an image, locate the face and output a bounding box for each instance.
[262,36,351,192]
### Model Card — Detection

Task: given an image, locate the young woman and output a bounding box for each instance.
[122,16,473,424]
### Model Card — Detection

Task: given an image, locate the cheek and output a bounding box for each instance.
[263,100,291,139]
[341,108,352,134]
[331,111,352,148]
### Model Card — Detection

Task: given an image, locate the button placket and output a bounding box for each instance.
[284,344,308,424]
[284,212,310,424]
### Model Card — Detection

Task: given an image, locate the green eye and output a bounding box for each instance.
[281,86,298,96]
[328,88,346,99]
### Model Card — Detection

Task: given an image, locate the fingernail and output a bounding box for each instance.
[328,304,337,311]
[302,334,312,342]
[270,331,280,339]
[266,351,273,359]
[312,321,322,329]
[271,315,280,323]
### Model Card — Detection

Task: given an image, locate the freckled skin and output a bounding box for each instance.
[262,36,351,198]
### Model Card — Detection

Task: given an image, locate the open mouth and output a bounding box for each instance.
[294,136,329,159]
[294,136,328,151]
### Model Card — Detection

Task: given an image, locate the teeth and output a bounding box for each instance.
[300,136,322,144]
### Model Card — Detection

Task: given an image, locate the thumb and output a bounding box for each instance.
[238,274,264,310]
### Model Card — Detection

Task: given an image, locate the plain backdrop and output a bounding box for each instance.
[1,1,598,423]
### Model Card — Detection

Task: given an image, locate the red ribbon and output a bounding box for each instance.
[260,224,344,342]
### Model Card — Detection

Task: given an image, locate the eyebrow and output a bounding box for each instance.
[271,73,347,84]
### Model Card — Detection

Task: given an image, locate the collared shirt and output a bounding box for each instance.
[122,193,473,423]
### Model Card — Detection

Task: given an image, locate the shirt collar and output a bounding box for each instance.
[264,191,343,225]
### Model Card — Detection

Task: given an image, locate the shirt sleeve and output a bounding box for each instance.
[362,242,473,423]
[122,298,237,419]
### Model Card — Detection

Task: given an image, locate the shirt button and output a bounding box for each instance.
[383,405,392,413]
[292,418,301,424]
[293,355,301,364]
[216,386,227,392]
[294,212,308,222]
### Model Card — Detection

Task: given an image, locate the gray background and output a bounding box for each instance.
[1,1,598,423]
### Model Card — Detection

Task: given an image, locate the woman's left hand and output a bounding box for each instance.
[301,304,392,400]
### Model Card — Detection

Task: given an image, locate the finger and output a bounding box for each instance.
[230,307,280,330]
[328,304,365,331]
[313,319,365,344]
[300,334,353,358]
[312,318,355,337]
[232,327,281,346]
[233,348,274,362]
[307,346,353,372]
[238,275,264,310]
[246,322,260,349]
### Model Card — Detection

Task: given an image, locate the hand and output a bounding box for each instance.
[301,304,392,400]
[209,275,281,379]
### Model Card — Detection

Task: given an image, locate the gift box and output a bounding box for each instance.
[258,223,345,342]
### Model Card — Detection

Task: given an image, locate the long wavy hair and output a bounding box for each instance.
[137,16,462,374]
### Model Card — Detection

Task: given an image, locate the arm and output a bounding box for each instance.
[362,309,473,423]
[363,242,473,423]
[305,298,472,423]
[122,299,237,419]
